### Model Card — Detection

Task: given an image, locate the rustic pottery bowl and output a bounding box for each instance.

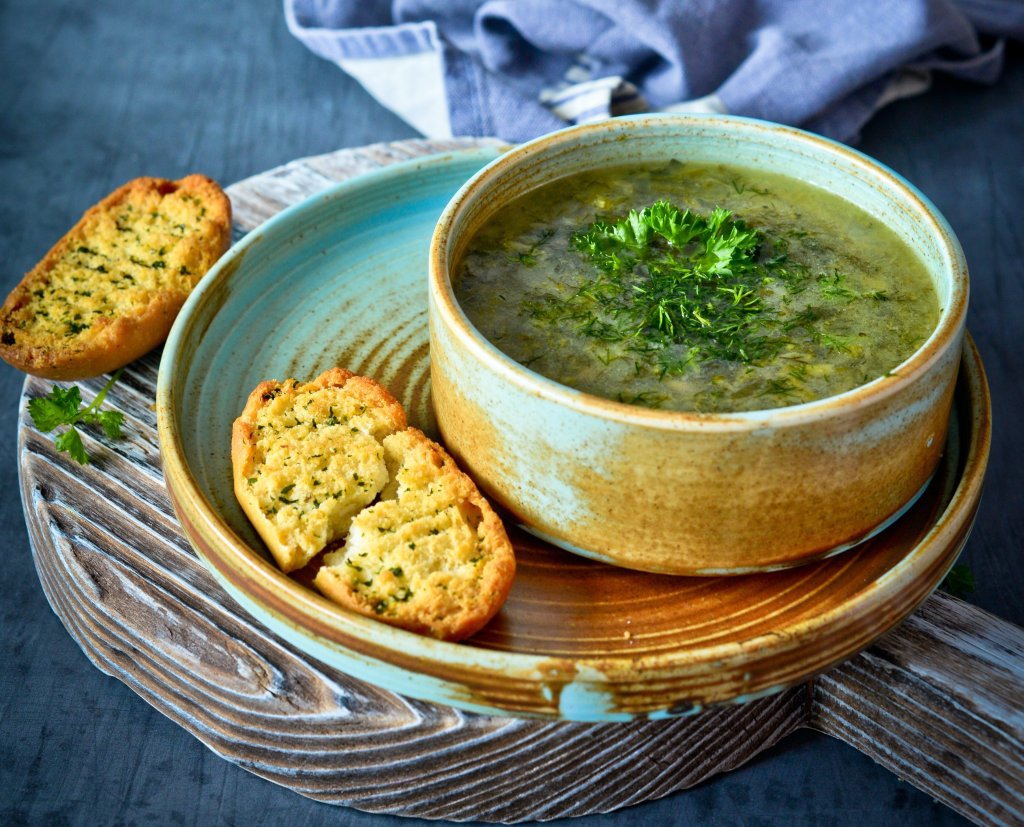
[428,114,969,575]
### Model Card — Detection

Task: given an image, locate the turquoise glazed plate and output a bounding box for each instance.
[156,146,990,721]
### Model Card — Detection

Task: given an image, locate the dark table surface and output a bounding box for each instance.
[1,3,1021,825]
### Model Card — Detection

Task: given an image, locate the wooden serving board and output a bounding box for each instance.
[18,139,1024,824]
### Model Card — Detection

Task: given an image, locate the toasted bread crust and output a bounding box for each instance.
[0,174,230,379]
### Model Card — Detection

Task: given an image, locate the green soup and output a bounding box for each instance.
[454,162,940,413]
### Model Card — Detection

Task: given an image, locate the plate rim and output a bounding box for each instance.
[156,147,992,720]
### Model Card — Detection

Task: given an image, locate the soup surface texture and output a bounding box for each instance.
[454,162,939,413]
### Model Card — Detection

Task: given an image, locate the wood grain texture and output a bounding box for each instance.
[18,139,1023,823]
[813,594,1024,827]
[20,358,808,821]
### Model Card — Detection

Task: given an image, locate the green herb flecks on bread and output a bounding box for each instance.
[315,427,516,642]
[0,174,230,379]
[231,368,408,574]
[231,368,515,641]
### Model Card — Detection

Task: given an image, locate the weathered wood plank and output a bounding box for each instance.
[813,592,1024,827]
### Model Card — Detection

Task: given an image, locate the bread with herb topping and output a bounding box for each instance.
[0,174,231,379]
[231,367,515,641]
[231,368,408,574]
[314,427,516,641]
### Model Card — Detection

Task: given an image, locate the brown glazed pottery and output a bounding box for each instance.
[429,114,968,574]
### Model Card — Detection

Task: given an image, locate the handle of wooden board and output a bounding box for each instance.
[813,590,1024,826]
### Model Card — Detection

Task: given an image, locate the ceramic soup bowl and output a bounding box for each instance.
[428,114,968,575]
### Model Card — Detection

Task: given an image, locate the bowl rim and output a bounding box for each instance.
[428,113,969,431]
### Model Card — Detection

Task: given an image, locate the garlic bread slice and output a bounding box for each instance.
[0,174,230,379]
[231,368,407,573]
[314,427,515,641]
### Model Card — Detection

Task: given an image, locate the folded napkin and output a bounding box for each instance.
[285,0,1021,143]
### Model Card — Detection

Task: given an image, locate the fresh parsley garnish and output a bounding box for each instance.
[28,368,125,464]
[525,201,793,377]
[521,200,900,403]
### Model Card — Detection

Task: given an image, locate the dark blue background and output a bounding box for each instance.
[2,3,1020,824]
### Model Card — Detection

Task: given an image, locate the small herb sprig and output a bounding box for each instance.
[526,201,788,376]
[29,368,125,464]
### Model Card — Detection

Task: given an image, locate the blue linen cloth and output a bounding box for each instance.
[284,0,1021,143]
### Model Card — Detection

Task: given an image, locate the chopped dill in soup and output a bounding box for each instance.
[454,162,940,413]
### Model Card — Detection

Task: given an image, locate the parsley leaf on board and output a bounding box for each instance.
[26,384,82,432]
[28,368,125,464]
[54,426,88,465]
